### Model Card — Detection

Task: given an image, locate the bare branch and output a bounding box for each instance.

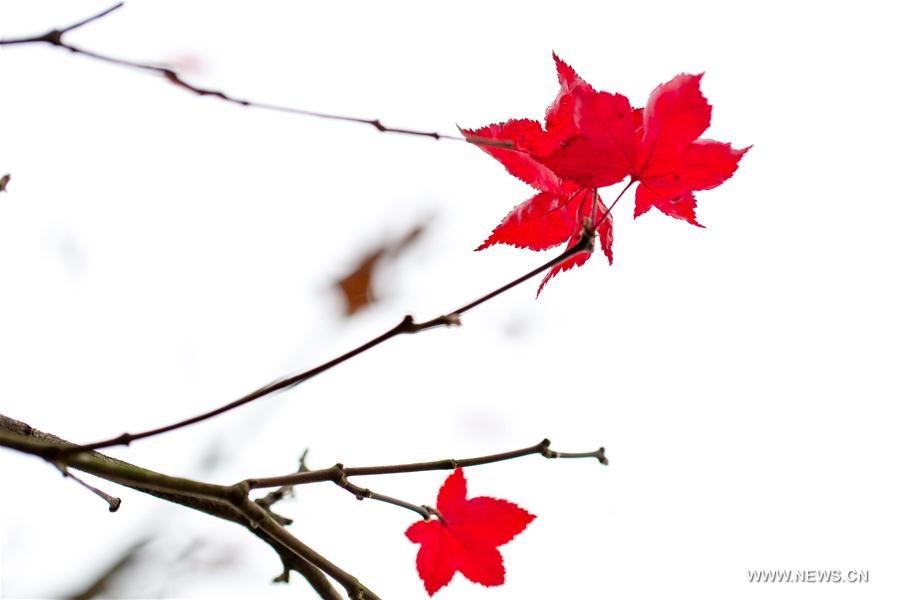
[330,464,435,520]
[60,3,125,34]
[0,414,376,600]
[62,229,595,454]
[245,439,607,492]
[0,5,510,149]
[255,449,308,512]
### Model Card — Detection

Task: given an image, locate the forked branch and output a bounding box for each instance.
[1,413,606,600]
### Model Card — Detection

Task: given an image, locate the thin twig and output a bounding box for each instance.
[54,463,122,512]
[59,2,125,33]
[0,4,510,149]
[61,228,596,454]
[244,439,607,491]
[330,464,435,520]
[255,448,309,513]
[254,449,311,525]
[66,537,150,600]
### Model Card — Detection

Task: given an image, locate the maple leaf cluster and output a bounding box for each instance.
[463,54,749,293]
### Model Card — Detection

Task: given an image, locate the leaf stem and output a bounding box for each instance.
[330,463,435,520]
[594,178,635,231]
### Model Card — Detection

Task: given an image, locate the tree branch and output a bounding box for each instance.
[0,413,372,600]
[2,414,607,597]
[254,449,310,526]
[329,464,437,520]
[244,439,606,491]
[60,227,596,454]
[0,3,509,149]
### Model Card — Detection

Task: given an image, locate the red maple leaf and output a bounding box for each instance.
[461,54,613,294]
[406,468,535,596]
[540,62,749,226]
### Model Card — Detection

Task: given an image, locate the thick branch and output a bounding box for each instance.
[0,414,372,600]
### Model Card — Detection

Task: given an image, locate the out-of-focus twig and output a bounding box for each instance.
[65,538,150,600]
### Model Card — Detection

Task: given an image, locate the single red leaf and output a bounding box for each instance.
[631,74,749,224]
[406,468,535,596]
[461,56,616,294]
[540,66,749,226]
[540,85,636,189]
[542,53,590,150]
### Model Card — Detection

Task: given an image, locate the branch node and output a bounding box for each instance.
[225,481,250,505]
[44,30,63,45]
[397,314,416,332]
[577,220,596,254]
[268,509,294,526]
[424,505,445,523]
[273,568,291,583]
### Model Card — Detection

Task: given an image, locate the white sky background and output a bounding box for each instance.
[1,1,898,599]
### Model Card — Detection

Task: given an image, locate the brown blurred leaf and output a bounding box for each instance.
[0,174,10,192]
[334,222,426,317]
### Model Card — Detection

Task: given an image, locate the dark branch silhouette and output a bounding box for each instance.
[0,3,511,149]
[61,221,600,454]
[60,178,636,454]
[1,414,606,600]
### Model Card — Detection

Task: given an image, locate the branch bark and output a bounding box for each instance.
[0,413,367,600]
